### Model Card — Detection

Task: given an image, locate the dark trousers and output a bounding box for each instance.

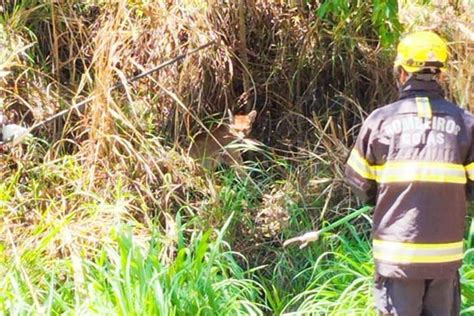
[374,273,461,316]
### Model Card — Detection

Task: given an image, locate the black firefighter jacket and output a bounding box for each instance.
[345,79,474,279]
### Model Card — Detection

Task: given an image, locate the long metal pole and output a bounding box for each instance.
[2,40,216,145]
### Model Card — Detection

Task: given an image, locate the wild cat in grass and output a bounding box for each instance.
[189,110,257,171]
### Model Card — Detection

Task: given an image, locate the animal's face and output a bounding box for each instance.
[228,110,257,139]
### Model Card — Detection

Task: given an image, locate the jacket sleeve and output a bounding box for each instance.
[464,114,474,202]
[345,116,378,206]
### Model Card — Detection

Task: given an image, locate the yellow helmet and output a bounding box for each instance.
[394,31,448,73]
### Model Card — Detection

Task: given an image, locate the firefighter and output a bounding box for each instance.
[345,31,473,315]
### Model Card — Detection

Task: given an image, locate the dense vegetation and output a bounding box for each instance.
[0,0,473,314]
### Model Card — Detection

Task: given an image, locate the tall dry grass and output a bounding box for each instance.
[1,0,472,262]
[0,1,473,313]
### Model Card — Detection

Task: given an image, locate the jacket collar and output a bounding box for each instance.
[398,78,444,100]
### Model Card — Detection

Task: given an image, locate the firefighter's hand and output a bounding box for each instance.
[283,231,320,249]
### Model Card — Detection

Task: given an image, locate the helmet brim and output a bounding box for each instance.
[398,64,447,74]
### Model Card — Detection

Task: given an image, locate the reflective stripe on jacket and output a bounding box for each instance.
[345,79,474,279]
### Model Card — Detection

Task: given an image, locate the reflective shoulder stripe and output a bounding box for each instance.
[374,161,467,184]
[416,97,432,118]
[465,162,474,181]
[347,149,376,180]
[373,239,464,264]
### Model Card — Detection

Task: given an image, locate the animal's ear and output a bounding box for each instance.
[227,109,235,123]
[247,110,257,123]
